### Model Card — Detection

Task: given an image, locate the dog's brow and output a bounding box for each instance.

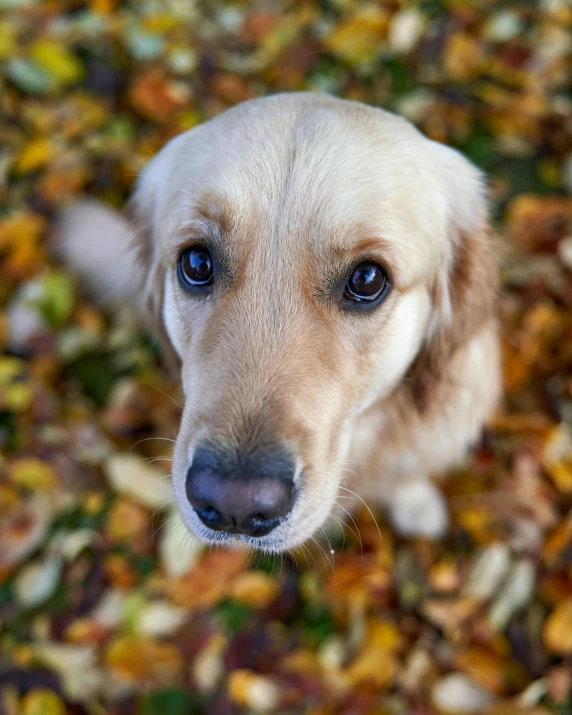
[168,218,224,257]
[194,197,234,235]
[168,198,234,260]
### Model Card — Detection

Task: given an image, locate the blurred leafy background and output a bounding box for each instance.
[0,1,571,714]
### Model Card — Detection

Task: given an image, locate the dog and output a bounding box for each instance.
[59,92,501,552]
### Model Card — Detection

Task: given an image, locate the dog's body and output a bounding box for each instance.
[60,93,501,549]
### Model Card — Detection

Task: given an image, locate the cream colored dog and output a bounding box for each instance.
[60,92,501,552]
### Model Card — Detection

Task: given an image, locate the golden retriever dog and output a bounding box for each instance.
[60,92,501,552]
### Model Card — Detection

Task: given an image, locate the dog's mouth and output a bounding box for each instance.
[180,506,304,553]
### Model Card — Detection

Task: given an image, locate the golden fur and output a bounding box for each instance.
[59,92,501,550]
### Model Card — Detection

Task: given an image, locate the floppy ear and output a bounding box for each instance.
[407,146,498,412]
[128,146,182,374]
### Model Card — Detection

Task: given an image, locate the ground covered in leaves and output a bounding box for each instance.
[1,1,571,713]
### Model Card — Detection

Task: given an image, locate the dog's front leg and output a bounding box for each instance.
[387,479,449,538]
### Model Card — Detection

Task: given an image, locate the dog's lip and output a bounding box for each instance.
[194,525,286,551]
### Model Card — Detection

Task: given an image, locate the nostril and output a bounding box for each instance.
[194,505,227,531]
[200,506,219,520]
[244,514,281,537]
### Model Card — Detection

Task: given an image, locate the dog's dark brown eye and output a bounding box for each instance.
[344,262,387,303]
[178,246,213,288]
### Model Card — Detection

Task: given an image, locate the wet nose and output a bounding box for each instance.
[185,444,296,538]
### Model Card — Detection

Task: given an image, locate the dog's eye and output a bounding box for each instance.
[344,261,387,304]
[178,246,214,289]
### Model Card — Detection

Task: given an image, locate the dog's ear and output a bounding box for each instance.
[128,144,182,374]
[407,145,498,411]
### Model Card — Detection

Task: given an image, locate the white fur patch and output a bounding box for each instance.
[389,481,449,538]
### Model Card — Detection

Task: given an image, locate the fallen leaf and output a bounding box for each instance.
[432,673,495,714]
[20,688,67,715]
[543,599,572,655]
[230,571,280,609]
[7,458,58,491]
[14,556,61,608]
[105,498,149,543]
[325,9,388,64]
[227,669,280,712]
[104,452,173,509]
[104,636,184,683]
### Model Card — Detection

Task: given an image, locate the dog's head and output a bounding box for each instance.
[131,93,495,551]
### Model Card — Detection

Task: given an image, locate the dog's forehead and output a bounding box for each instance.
[160,97,451,282]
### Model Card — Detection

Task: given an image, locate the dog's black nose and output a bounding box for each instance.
[185,444,295,538]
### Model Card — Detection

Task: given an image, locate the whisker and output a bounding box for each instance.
[338,486,383,542]
[311,536,336,576]
[131,436,176,450]
[300,542,316,566]
[333,500,363,559]
[319,525,335,560]
[328,513,347,550]
[288,548,299,572]
[161,517,186,550]
[161,180,195,198]
[138,379,183,409]
[308,413,348,437]
[298,544,311,568]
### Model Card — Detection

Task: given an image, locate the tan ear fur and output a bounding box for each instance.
[407,166,499,412]
[127,201,181,375]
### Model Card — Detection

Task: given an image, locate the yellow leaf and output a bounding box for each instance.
[90,0,117,13]
[444,34,484,81]
[105,498,149,542]
[20,688,67,715]
[0,357,25,383]
[14,138,59,174]
[230,571,280,608]
[543,424,572,493]
[2,383,33,412]
[8,458,58,490]
[142,13,180,33]
[325,9,388,64]
[0,22,16,59]
[105,636,183,683]
[0,211,46,276]
[228,669,280,711]
[29,40,84,86]
[0,212,46,250]
[343,618,402,688]
[544,599,572,654]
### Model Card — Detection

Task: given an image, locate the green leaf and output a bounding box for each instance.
[300,604,336,648]
[385,58,414,97]
[215,598,254,634]
[457,126,496,172]
[66,352,121,406]
[139,688,203,715]
[37,271,75,327]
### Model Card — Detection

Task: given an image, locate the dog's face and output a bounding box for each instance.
[132,94,492,552]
